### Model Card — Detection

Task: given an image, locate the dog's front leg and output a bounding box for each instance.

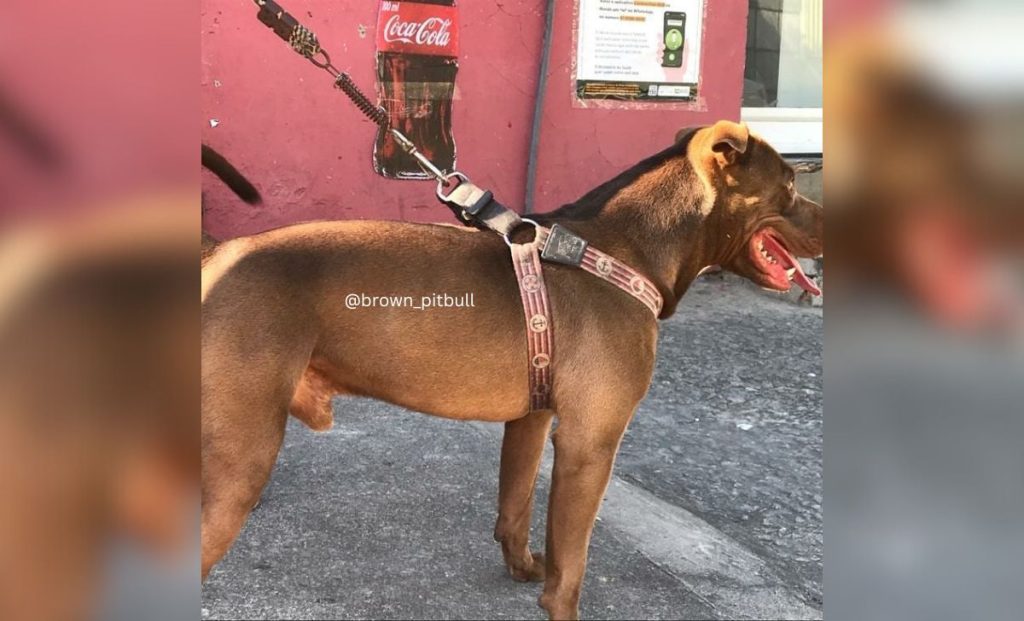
[494,411,553,582]
[539,413,632,620]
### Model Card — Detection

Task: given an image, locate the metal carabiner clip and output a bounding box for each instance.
[435,171,470,202]
[388,129,449,182]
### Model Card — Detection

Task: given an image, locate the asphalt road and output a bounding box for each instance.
[201,274,823,620]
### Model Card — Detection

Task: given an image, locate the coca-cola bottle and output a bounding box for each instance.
[374,0,459,180]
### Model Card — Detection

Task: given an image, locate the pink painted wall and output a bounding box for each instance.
[201,0,747,239]
[530,0,747,211]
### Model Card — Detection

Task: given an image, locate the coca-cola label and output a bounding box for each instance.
[377,1,459,57]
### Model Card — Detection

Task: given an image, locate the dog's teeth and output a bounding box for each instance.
[786,267,796,278]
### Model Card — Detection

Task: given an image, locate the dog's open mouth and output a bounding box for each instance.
[750,228,821,296]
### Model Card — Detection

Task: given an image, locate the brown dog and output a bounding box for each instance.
[201,120,823,619]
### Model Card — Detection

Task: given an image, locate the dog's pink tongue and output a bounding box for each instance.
[790,261,822,296]
[764,234,822,296]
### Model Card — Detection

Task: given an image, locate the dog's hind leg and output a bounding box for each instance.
[493,410,553,582]
[201,374,295,580]
[201,337,316,580]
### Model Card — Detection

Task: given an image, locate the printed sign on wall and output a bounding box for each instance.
[575,0,704,102]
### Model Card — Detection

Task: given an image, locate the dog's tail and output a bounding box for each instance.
[202,144,262,205]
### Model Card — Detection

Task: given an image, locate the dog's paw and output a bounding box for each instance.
[508,551,546,582]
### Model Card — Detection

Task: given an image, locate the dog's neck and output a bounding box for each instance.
[538,142,726,319]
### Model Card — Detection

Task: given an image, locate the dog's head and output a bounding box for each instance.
[686,120,823,295]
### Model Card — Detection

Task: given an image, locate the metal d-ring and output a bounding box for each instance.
[503,218,541,248]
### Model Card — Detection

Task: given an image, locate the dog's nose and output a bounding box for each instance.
[790,195,825,255]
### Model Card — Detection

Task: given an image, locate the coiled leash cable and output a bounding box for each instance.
[252,0,530,239]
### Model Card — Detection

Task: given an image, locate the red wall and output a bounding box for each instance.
[201,0,747,239]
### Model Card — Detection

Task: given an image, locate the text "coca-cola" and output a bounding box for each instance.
[376,1,460,58]
[382,15,453,48]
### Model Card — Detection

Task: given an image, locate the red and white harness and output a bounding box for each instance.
[507,223,662,411]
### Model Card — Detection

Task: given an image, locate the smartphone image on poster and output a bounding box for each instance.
[662,11,686,68]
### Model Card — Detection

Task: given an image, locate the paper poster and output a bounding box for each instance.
[373,0,460,180]
[575,0,704,101]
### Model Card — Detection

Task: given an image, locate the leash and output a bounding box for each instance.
[250,1,662,410]
[253,0,517,235]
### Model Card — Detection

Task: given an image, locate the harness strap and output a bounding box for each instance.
[510,239,553,411]
[438,177,524,235]
[510,226,662,412]
[578,244,664,316]
[535,226,663,317]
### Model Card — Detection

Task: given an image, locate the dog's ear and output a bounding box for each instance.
[707,120,749,167]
